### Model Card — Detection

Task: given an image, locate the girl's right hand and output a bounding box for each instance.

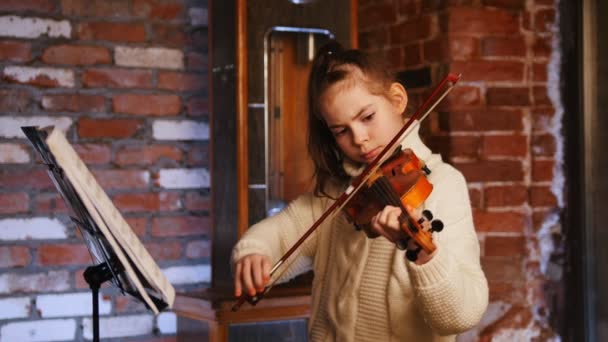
[234,254,271,297]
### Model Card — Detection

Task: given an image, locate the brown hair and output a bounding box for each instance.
[307,40,395,197]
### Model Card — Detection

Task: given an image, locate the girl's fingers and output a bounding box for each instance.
[241,258,255,296]
[234,261,243,297]
[251,257,265,292]
[262,257,271,284]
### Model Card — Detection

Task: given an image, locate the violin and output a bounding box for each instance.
[232,73,461,311]
[343,147,443,262]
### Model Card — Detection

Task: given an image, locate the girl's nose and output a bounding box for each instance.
[352,127,369,146]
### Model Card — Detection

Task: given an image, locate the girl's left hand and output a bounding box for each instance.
[369,204,437,264]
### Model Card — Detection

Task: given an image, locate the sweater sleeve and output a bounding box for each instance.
[405,165,488,335]
[231,192,324,283]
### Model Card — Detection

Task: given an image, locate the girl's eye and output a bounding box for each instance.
[362,113,375,122]
[333,129,347,137]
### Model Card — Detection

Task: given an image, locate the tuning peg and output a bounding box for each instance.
[406,247,421,262]
[396,238,409,250]
[422,165,431,175]
[431,220,444,232]
[422,209,433,221]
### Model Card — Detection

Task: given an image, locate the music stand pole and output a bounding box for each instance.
[83,262,117,342]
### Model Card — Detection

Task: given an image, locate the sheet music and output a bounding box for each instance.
[44,128,175,313]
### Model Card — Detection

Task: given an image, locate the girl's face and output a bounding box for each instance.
[319,76,408,164]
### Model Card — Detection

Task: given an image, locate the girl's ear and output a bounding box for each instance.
[389,82,408,114]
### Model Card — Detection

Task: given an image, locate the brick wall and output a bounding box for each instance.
[0,1,209,341]
[359,0,563,340]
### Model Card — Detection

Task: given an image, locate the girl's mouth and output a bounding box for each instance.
[362,148,380,162]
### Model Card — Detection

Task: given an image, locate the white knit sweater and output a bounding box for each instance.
[232,124,488,341]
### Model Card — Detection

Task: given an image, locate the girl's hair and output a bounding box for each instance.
[308,40,395,197]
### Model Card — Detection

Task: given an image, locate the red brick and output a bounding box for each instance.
[447,7,519,35]
[0,0,56,12]
[185,144,209,167]
[113,192,181,212]
[403,43,422,68]
[427,135,480,159]
[456,160,524,182]
[486,87,530,106]
[385,46,404,70]
[482,134,527,157]
[184,192,210,211]
[91,169,149,190]
[535,8,556,32]
[532,210,551,231]
[482,0,526,9]
[113,94,181,116]
[38,244,91,266]
[437,86,482,110]
[450,60,525,82]
[481,36,526,57]
[187,52,208,71]
[474,210,527,233]
[78,118,143,139]
[84,68,152,89]
[532,62,548,82]
[0,89,31,112]
[0,169,53,190]
[73,144,112,164]
[399,0,420,16]
[185,240,210,259]
[481,257,525,282]
[0,40,32,62]
[487,280,526,303]
[359,3,398,30]
[61,0,130,17]
[125,217,147,237]
[485,236,526,257]
[533,86,551,106]
[144,242,182,261]
[0,246,31,267]
[440,109,523,132]
[151,216,210,237]
[158,72,206,92]
[77,22,146,43]
[42,45,112,65]
[115,145,183,166]
[151,24,189,47]
[42,94,105,112]
[186,97,209,117]
[531,106,555,131]
[469,187,482,208]
[34,193,69,214]
[0,192,29,214]
[532,159,554,181]
[133,0,184,19]
[390,15,433,44]
[532,133,556,156]
[530,186,557,207]
[2,69,69,88]
[533,36,551,57]
[485,185,528,207]
[424,36,478,63]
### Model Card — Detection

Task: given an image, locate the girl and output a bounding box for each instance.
[232,41,488,341]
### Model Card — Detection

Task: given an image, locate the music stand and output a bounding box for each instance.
[22,126,168,342]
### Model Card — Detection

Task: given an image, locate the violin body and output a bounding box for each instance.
[342,148,437,256]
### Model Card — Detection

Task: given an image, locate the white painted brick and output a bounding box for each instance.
[0,143,30,163]
[162,264,210,285]
[153,119,209,140]
[0,319,76,342]
[0,116,72,139]
[0,271,70,294]
[189,8,208,26]
[115,46,184,70]
[3,66,75,87]
[157,311,177,334]
[0,217,68,240]
[158,168,209,189]
[0,15,71,39]
[37,292,111,318]
[82,314,154,340]
[0,297,31,320]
